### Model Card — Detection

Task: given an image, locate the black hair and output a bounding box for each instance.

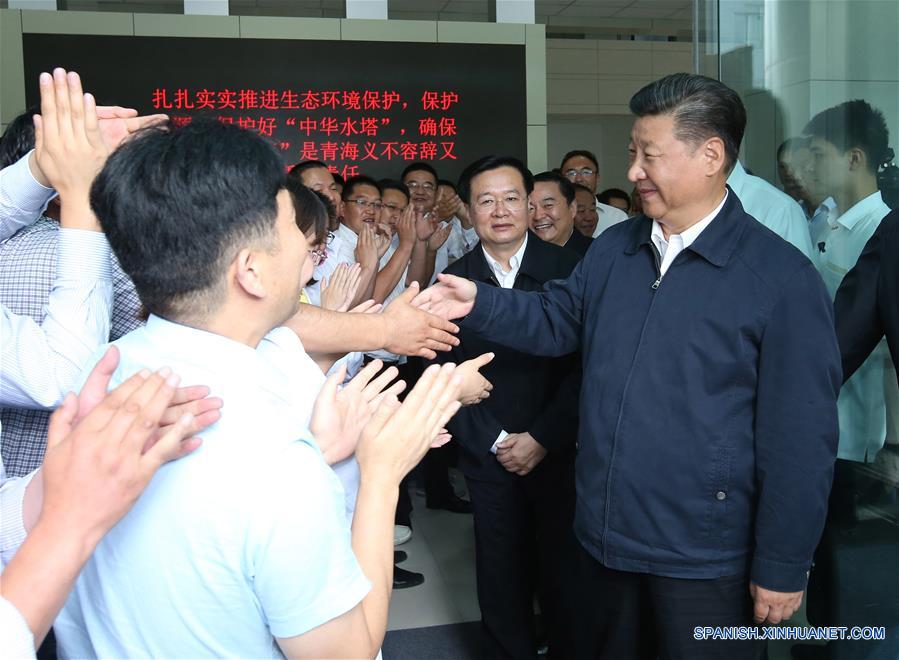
[342,175,381,200]
[437,178,457,193]
[401,161,438,183]
[629,73,746,173]
[287,159,329,181]
[597,187,631,206]
[560,149,599,172]
[331,171,345,187]
[572,183,595,198]
[378,178,410,202]
[457,155,534,206]
[804,100,890,175]
[0,106,38,170]
[534,170,576,205]
[90,118,285,321]
[285,177,329,246]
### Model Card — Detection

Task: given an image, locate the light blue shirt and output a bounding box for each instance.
[727,162,815,259]
[55,316,370,658]
[816,191,894,462]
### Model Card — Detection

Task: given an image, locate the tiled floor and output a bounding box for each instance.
[387,477,809,660]
[387,489,480,632]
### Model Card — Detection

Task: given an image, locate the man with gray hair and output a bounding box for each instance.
[416,73,841,659]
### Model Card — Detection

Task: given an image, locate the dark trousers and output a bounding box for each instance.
[573,543,763,660]
[465,453,577,660]
[806,457,899,659]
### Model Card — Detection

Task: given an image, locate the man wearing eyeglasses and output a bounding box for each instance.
[402,163,453,286]
[428,156,581,660]
[330,175,389,306]
[561,149,628,238]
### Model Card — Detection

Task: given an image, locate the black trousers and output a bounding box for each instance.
[573,543,764,660]
[465,453,577,660]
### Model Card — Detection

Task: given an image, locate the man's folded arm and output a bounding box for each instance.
[752,262,841,592]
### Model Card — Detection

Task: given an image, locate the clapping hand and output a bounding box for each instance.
[310,359,407,465]
[321,263,363,312]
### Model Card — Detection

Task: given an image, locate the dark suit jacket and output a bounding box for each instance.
[835,208,899,383]
[434,232,582,483]
[563,228,593,257]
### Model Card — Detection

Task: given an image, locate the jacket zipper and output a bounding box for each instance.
[601,245,664,565]
[651,244,663,289]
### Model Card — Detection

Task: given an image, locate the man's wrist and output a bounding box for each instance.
[357,471,403,501]
[27,150,52,188]
[30,513,102,567]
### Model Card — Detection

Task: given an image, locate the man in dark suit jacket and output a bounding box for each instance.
[433,156,581,660]
[530,170,594,258]
[835,207,899,382]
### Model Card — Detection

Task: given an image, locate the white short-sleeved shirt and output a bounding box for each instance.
[816,191,895,462]
[55,316,370,659]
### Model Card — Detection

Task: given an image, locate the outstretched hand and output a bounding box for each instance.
[411,273,477,321]
[381,282,460,359]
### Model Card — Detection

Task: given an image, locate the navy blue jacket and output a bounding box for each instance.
[461,189,841,591]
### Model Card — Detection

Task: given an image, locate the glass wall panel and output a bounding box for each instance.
[699,2,899,659]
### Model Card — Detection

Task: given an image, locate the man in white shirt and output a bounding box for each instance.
[798,97,898,660]
[0,67,216,660]
[401,163,454,285]
[54,118,462,659]
[560,149,629,237]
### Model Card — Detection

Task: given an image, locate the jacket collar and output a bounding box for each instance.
[624,185,747,268]
[470,231,561,285]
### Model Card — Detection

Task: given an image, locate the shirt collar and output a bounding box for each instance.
[335,222,358,246]
[650,189,728,252]
[835,191,888,231]
[481,232,528,277]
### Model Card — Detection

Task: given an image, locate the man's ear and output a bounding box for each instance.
[702,136,727,177]
[847,147,867,172]
[233,247,267,300]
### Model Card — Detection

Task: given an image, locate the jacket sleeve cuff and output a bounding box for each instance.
[462,282,497,332]
[750,554,812,592]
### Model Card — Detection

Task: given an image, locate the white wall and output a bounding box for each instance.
[545,37,692,193]
[547,114,634,193]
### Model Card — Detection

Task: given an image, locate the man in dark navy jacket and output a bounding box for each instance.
[416,74,841,659]
[432,156,581,660]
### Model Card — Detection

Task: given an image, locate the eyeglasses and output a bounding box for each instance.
[308,246,327,266]
[475,195,525,212]
[382,203,407,213]
[564,168,596,178]
[346,198,382,211]
[406,181,435,191]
